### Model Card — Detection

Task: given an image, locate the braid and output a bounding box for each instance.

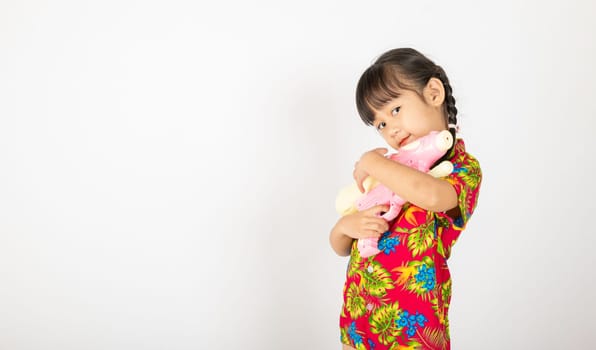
[433,66,458,126]
[432,66,458,164]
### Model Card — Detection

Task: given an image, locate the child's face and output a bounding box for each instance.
[372,78,447,151]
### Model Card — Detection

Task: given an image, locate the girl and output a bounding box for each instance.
[330,48,482,350]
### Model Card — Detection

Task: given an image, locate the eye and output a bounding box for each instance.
[391,106,401,116]
[376,121,387,131]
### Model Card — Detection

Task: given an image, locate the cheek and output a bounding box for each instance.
[382,135,400,150]
[404,108,442,135]
[402,115,430,135]
[382,134,394,144]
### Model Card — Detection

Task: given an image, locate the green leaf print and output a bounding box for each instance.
[431,296,443,324]
[442,279,452,309]
[348,241,364,278]
[460,157,481,189]
[362,262,395,297]
[457,189,469,220]
[345,282,367,319]
[406,220,435,257]
[370,302,403,346]
[431,278,452,328]
[436,215,451,229]
[393,257,436,301]
[388,340,422,350]
[394,226,411,234]
[340,327,349,345]
[417,327,448,350]
[436,239,445,258]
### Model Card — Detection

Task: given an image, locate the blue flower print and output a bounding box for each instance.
[348,321,363,345]
[416,313,428,327]
[415,264,436,291]
[454,216,464,227]
[397,311,409,327]
[378,231,399,255]
[452,165,467,175]
[396,310,428,338]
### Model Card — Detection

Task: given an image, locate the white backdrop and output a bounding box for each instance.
[1,1,595,349]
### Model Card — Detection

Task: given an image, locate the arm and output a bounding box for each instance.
[329,205,390,257]
[358,152,458,212]
[329,223,354,257]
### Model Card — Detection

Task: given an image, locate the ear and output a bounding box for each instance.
[423,77,445,107]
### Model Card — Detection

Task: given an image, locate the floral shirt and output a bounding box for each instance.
[339,139,482,350]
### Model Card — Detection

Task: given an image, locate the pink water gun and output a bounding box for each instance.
[356,130,454,257]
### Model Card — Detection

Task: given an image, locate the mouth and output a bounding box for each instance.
[398,136,411,148]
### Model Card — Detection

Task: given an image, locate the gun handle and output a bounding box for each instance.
[357,237,381,258]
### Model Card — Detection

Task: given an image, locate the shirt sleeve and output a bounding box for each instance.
[435,148,482,258]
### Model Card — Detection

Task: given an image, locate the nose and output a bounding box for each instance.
[389,124,400,136]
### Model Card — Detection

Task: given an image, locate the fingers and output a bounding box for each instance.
[360,214,389,235]
[353,169,367,193]
[373,147,388,155]
[357,180,365,193]
[359,221,389,238]
[365,221,388,234]
[376,219,389,233]
[342,205,391,240]
[360,229,383,238]
[348,213,390,239]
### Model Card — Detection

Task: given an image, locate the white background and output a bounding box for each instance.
[1,1,595,349]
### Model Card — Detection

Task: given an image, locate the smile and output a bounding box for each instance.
[399,136,410,147]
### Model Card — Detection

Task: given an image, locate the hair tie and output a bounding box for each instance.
[448,123,459,133]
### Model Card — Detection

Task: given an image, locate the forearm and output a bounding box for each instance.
[329,222,353,257]
[361,153,457,212]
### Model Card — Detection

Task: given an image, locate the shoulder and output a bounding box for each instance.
[450,139,480,164]
[444,138,482,211]
[448,139,482,180]
[435,138,483,232]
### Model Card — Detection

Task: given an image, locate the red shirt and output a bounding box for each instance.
[339,139,482,350]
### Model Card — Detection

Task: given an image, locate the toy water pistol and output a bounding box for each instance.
[335,130,454,257]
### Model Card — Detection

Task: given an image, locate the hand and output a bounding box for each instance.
[334,205,390,240]
[353,148,388,193]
